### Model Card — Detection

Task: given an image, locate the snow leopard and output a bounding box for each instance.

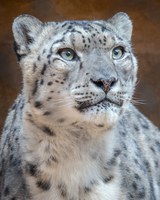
[0,12,160,200]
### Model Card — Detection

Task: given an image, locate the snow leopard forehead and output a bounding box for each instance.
[12,12,132,56]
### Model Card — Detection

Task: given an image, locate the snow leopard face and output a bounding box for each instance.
[13,12,137,128]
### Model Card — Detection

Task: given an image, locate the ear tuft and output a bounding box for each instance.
[12,14,42,59]
[108,12,133,41]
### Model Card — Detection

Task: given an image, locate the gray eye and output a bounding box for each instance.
[112,46,125,60]
[58,48,76,61]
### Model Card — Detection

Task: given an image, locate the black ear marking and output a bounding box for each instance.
[20,24,35,45]
[13,41,27,61]
[12,14,42,57]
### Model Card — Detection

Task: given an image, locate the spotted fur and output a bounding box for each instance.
[0,12,160,200]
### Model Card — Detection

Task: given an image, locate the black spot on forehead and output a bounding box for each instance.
[54,21,119,50]
[51,38,65,46]
[93,22,112,32]
[63,20,91,27]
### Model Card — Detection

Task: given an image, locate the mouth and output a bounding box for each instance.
[77,97,123,111]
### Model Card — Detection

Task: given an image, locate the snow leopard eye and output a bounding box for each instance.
[58,48,76,61]
[112,46,125,60]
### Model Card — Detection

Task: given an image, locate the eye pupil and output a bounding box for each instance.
[114,50,119,55]
[66,51,71,57]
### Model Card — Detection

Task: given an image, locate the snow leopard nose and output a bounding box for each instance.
[91,77,117,93]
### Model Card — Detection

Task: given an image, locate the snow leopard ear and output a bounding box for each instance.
[108,12,133,41]
[12,14,42,60]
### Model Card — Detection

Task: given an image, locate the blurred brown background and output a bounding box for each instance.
[0,0,160,131]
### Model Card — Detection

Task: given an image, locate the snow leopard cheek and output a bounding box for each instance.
[53,59,71,73]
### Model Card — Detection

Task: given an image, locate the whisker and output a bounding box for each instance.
[52,101,73,107]
[135,80,140,87]
[131,96,146,105]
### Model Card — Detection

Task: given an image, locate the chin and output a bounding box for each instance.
[77,102,122,128]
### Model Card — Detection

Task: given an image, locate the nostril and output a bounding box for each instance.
[91,77,117,93]
[91,79,104,89]
[110,77,118,88]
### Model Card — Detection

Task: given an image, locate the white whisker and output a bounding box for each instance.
[131,98,146,105]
